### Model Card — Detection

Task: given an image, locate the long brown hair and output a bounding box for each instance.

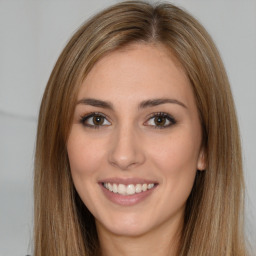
[34,1,248,255]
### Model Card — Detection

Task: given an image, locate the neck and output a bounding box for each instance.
[96,218,182,256]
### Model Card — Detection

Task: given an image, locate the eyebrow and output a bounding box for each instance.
[76,98,187,110]
[77,98,114,109]
[138,98,187,109]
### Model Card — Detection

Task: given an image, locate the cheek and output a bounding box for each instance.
[148,130,200,193]
[67,130,105,210]
[151,132,200,169]
[67,130,105,177]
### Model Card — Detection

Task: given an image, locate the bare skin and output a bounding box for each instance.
[67,43,205,256]
[97,211,182,256]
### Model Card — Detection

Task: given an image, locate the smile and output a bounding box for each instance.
[103,183,156,195]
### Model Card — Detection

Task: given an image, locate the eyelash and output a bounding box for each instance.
[145,112,177,129]
[79,112,177,129]
[79,112,110,129]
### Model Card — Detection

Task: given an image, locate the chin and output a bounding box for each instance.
[96,213,153,237]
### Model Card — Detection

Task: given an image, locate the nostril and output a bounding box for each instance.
[109,159,139,170]
[107,131,146,170]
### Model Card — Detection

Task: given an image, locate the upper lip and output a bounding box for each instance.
[99,177,158,185]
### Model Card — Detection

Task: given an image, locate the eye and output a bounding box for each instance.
[80,113,111,128]
[145,113,176,128]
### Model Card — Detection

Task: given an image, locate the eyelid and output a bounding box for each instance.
[144,112,177,128]
[79,112,111,128]
[79,111,176,129]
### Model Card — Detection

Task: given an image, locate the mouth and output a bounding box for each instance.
[102,182,157,196]
[99,178,158,206]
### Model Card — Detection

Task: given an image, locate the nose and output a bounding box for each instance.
[108,124,145,170]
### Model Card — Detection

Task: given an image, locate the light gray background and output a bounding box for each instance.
[0,0,255,255]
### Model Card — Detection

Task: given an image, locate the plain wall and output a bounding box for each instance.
[0,0,255,255]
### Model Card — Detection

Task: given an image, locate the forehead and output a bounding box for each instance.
[78,43,193,106]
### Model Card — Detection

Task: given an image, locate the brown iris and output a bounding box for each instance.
[154,116,167,126]
[93,116,104,125]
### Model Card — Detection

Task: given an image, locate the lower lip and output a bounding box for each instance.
[100,183,157,206]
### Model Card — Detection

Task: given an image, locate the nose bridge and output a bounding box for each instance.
[108,122,145,170]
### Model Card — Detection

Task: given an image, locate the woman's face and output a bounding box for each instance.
[67,43,205,238]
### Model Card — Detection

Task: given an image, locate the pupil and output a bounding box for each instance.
[155,116,166,126]
[93,116,103,125]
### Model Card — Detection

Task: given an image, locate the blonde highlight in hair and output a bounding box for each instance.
[34,1,248,255]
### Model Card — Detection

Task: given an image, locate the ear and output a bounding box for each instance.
[197,149,206,171]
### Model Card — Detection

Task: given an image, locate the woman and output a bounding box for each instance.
[34,1,248,255]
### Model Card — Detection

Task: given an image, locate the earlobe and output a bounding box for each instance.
[197,149,206,171]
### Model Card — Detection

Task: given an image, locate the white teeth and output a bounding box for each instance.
[135,184,142,193]
[148,183,154,189]
[113,183,118,193]
[127,184,135,195]
[142,184,147,191]
[103,182,155,195]
[118,184,126,195]
[108,183,113,192]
